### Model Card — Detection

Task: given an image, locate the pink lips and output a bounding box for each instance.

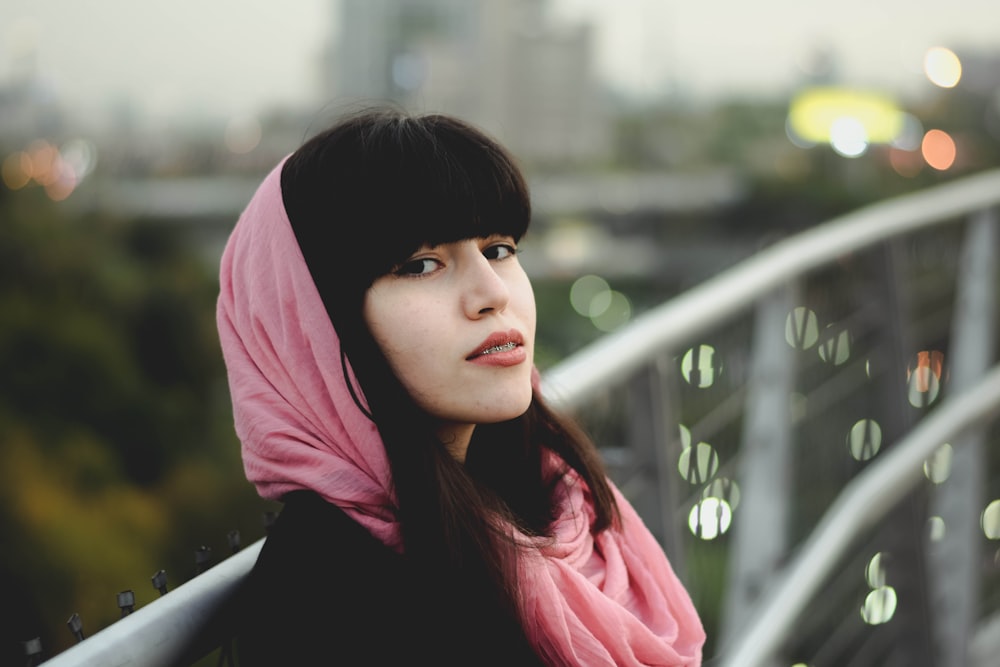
[466,329,526,367]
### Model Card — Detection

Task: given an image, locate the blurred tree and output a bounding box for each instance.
[0,184,268,659]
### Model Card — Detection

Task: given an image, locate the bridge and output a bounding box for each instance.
[38,168,1000,666]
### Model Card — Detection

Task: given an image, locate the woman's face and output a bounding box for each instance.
[363,234,536,460]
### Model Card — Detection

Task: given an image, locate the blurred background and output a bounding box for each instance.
[2,0,999,663]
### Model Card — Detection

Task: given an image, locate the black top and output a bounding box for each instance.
[233,491,546,666]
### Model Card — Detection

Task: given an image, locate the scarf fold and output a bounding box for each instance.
[216,160,705,666]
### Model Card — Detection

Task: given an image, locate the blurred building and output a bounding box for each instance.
[0,46,63,142]
[324,0,610,165]
[957,49,1000,95]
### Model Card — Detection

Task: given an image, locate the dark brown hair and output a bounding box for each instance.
[280,106,618,641]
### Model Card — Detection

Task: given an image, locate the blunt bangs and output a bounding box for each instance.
[281,108,532,338]
[284,109,530,285]
[360,113,532,276]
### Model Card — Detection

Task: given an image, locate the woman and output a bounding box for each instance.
[216,107,704,666]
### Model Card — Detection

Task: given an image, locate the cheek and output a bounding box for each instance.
[513,274,537,328]
[365,293,439,370]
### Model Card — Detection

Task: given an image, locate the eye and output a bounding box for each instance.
[483,242,518,261]
[393,257,440,277]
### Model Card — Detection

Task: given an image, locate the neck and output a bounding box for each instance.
[437,423,475,463]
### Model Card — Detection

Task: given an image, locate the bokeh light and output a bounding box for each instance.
[61,139,98,179]
[862,552,896,625]
[544,223,597,270]
[927,516,945,542]
[891,113,925,151]
[224,115,262,154]
[702,477,741,510]
[921,129,957,171]
[677,423,692,451]
[866,552,887,588]
[848,418,882,461]
[829,117,869,158]
[924,47,962,89]
[786,306,819,349]
[787,87,904,148]
[817,326,851,365]
[889,147,924,178]
[2,139,93,200]
[983,500,1000,540]
[590,290,632,332]
[570,274,610,316]
[681,344,723,388]
[861,586,897,625]
[688,497,732,540]
[2,151,32,189]
[907,350,944,407]
[566,273,631,331]
[923,443,952,484]
[678,442,719,484]
[28,140,60,185]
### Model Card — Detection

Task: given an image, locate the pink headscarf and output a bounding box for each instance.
[217,159,705,666]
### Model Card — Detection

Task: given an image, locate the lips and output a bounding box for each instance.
[467,329,524,360]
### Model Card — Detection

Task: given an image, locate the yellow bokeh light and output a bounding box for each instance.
[788,87,904,145]
[924,47,962,89]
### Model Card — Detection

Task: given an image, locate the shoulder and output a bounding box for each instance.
[234,491,546,666]
[234,491,414,665]
[251,490,400,575]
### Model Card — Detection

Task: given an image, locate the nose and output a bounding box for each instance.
[461,253,510,318]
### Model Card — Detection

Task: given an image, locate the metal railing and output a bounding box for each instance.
[43,168,1000,666]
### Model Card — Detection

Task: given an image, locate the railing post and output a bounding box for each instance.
[929,208,998,667]
[624,357,685,568]
[719,282,797,661]
[24,637,43,666]
[854,238,936,666]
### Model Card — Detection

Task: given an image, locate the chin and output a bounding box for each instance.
[496,394,533,422]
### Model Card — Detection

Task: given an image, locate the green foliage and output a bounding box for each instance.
[0,185,267,660]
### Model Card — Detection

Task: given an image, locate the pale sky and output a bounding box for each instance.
[1,0,998,127]
[557,0,1000,99]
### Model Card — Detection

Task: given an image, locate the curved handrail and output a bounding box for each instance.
[717,363,1000,667]
[542,168,1000,410]
[42,169,1000,665]
[42,541,263,667]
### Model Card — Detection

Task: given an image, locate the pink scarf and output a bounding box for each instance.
[216,160,705,666]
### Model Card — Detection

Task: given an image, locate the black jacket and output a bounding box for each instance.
[234,491,546,666]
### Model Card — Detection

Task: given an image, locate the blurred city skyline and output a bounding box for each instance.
[2,0,998,130]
